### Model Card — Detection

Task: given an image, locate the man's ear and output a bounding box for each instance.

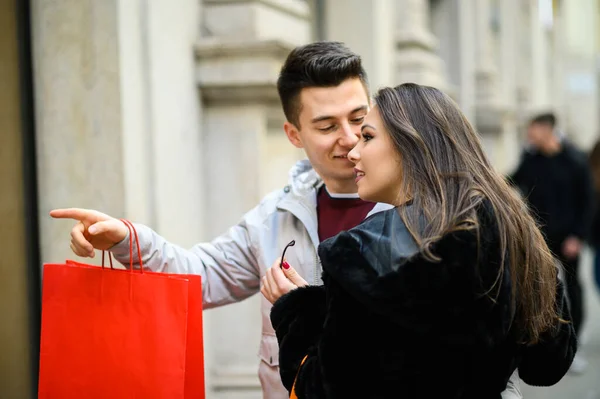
[284,122,304,149]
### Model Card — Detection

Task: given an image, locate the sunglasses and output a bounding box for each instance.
[280,239,296,268]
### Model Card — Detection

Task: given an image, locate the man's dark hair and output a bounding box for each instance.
[277,41,369,128]
[530,112,557,128]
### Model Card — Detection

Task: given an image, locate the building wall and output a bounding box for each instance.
[31,0,599,397]
[0,0,34,397]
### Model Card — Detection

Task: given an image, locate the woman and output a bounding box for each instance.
[267,84,575,398]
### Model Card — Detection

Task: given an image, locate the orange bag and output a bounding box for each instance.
[38,219,205,398]
[289,355,308,399]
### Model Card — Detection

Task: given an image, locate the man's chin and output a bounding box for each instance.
[332,156,355,165]
[337,174,359,188]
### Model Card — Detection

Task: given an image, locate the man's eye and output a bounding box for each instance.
[351,116,366,124]
[318,126,335,132]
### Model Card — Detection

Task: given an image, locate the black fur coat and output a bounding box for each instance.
[271,205,576,398]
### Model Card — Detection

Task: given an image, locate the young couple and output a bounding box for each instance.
[52,42,575,398]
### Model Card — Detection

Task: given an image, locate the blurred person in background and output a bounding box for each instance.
[509,112,595,374]
[588,140,600,297]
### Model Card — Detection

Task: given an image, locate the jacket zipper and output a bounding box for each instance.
[313,251,320,285]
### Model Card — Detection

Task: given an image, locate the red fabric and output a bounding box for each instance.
[317,186,376,242]
[38,220,205,398]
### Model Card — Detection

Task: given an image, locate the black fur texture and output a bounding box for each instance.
[271,204,576,398]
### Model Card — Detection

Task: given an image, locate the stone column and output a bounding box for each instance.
[529,0,552,110]
[33,0,204,259]
[497,0,521,173]
[550,0,566,127]
[118,0,204,243]
[474,0,500,105]
[430,0,475,119]
[197,0,311,395]
[557,0,599,149]
[515,1,533,115]
[324,0,396,91]
[32,0,126,265]
[395,0,450,93]
[471,0,512,172]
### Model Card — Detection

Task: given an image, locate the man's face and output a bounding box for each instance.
[527,122,553,149]
[284,78,369,193]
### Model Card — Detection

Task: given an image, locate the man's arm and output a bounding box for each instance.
[110,215,261,309]
[502,372,523,399]
[506,152,528,192]
[51,194,280,309]
[571,158,596,241]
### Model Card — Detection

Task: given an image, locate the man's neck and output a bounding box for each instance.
[324,186,360,198]
[321,178,358,195]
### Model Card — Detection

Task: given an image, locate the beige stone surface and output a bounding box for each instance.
[32,0,125,265]
[0,0,33,397]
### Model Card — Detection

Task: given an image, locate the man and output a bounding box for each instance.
[510,112,595,373]
[52,42,522,398]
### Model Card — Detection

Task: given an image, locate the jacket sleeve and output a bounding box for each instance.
[109,199,273,309]
[270,285,326,393]
[502,371,523,399]
[518,276,577,386]
[571,158,596,240]
[506,152,528,191]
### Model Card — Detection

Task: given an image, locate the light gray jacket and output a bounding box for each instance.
[110,160,522,399]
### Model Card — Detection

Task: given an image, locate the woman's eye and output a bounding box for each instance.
[362,133,373,142]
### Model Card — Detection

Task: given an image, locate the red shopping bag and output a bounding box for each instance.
[39,219,205,398]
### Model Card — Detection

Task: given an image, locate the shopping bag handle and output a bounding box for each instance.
[101,251,114,269]
[120,218,146,273]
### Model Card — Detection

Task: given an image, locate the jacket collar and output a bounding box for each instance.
[277,160,396,248]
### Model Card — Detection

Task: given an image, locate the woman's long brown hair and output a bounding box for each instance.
[375,83,558,344]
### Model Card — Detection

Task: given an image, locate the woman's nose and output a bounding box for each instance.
[347,145,360,164]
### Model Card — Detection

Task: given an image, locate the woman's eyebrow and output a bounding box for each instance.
[361,124,376,132]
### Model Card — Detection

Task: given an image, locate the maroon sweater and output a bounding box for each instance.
[317,186,376,242]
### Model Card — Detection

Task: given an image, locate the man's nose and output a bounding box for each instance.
[339,123,359,147]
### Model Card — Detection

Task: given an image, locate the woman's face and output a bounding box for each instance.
[348,107,404,205]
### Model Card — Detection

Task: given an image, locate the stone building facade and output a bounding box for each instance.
[2,0,599,398]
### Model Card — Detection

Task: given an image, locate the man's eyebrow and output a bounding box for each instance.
[350,105,369,114]
[310,105,369,124]
[361,123,376,132]
[310,115,335,124]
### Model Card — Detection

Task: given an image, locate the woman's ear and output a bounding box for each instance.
[284,122,304,149]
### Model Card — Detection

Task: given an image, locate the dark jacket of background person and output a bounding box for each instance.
[271,204,576,399]
[588,141,600,247]
[509,141,595,246]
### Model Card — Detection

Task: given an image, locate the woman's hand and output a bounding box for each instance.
[261,257,308,304]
